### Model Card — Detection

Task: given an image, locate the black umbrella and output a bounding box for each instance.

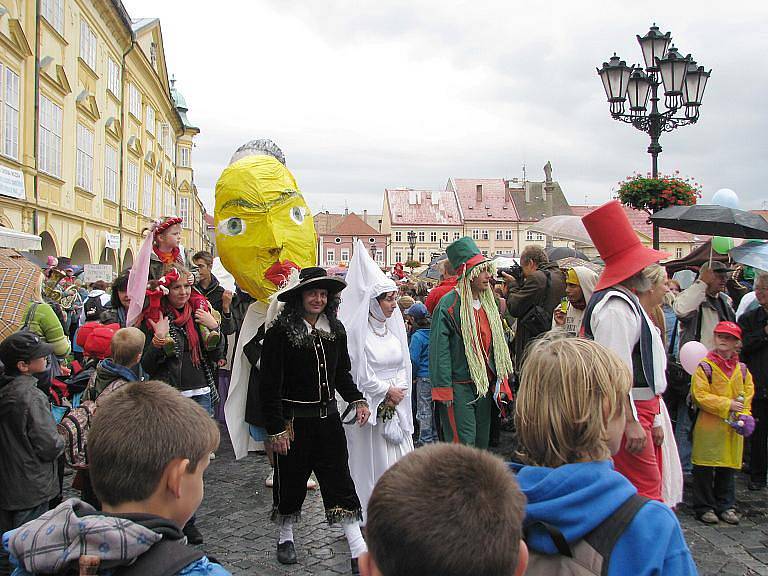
[650,205,768,239]
[545,246,589,261]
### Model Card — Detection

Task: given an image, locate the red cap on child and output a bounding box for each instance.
[81,323,120,360]
[713,321,742,340]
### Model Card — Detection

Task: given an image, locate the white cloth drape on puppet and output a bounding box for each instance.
[338,240,413,521]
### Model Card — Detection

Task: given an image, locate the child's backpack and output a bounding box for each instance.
[57,378,127,469]
[83,296,106,322]
[523,494,648,576]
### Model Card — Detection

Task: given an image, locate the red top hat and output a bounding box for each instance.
[582,201,669,292]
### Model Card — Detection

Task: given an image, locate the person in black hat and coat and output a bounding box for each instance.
[260,267,371,573]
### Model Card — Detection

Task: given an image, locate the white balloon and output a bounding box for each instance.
[712,188,740,209]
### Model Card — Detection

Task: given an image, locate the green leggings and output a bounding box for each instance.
[437,382,492,448]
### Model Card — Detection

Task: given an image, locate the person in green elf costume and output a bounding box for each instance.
[428,237,515,448]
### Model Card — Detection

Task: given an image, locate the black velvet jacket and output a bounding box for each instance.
[259,323,363,435]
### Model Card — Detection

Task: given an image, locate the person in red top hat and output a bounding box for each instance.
[581,201,674,502]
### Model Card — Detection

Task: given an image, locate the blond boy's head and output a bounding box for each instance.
[110,327,145,367]
[88,380,219,527]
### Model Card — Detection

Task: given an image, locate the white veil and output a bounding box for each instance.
[338,240,412,432]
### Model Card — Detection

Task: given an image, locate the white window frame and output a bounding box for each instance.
[395,231,402,242]
[482,229,489,240]
[126,160,139,212]
[128,83,141,119]
[430,231,437,243]
[442,231,449,243]
[472,229,480,240]
[453,232,460,241]
[326,249,336,265]
[143,172,153,217]
[496,230,503,240]
[80,19,97,71]
[526,230,545,242]
[154,179,162,218]
[505,230,513,241]
[38,95,62,178]
[179,146,190,168]
[676,247,684,259]
[418,251,426,263]
[146,106,155,135]
[179,197,190,228]
[104,144,118,202]
[395,251,402,263]
[418,231,425,242]
[2,66,20,160]
[41,0,64,35]
[107,57,120,98]
[160,123,170,150]
[340,249,350,262]
[375,249,384,264]
[75,123,94,192]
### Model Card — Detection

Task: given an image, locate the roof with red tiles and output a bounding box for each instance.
[326,213,385,237]
[450,178,520,221]
[752,210,768,222]
[385,188,463,226]
[571,204,698,243]
[204,213,214,227]
[314,212,345,235]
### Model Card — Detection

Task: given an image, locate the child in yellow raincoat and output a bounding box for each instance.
[691,321,755,526]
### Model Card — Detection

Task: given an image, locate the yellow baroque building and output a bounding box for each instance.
[0,0,210,274]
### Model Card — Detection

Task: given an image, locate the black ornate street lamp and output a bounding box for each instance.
[407,230,417,262]
[597,24,711,249]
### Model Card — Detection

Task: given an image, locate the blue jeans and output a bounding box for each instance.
[1,502,49,575]
[415,377,437,445]
[191,392,213,417]
[674,403,693,474]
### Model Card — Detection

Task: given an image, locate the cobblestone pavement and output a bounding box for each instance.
[70,424,768,575]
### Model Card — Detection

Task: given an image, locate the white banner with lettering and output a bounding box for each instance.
[0,165,25,200]
[83,264,113,284]
[105,232,121,250]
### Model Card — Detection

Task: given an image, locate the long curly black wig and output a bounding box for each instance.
[272,290,345,347]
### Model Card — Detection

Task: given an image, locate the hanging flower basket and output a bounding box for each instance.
[617,172,702,214]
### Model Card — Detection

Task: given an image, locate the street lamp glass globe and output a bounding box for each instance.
[627,68,652,114]
[637,25,671,72]
[656,46,690,105]
[597,54,631,113]
[684,63,711,106]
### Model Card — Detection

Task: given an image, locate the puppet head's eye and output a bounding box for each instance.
[290,206,306,225]
[218,217,245,236]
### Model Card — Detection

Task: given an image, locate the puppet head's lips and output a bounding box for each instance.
[264,260,300,287]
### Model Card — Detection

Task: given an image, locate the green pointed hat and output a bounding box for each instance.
[446,237,489,278]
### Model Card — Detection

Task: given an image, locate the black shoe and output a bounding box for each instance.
[351,558,360,575]
[277,541,297,565]
[183,522,204,545]
[748,480,766,491]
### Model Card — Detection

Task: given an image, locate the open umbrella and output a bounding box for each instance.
[650,205,768,239]
[0,249,40,340]
[546,246,589,261]
[527,215,594,245]
[555,257,604,274]
[729,241,768,272]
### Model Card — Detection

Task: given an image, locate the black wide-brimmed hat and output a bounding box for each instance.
[277,267,347,302]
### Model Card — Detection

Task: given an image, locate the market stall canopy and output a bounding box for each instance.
[730,241,768,272]
[663,239,729,275]
[650,205,768,239]
[527,215,594,245]
[0,226,41,251]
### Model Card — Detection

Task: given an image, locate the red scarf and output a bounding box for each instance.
[167,301,202,367]
[153,246,181,265]
[706,350,739,378]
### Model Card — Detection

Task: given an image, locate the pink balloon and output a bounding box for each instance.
[680,341,709,375]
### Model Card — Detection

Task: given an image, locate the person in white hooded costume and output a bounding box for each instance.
[338,241,414,522]
[552,266,599,337]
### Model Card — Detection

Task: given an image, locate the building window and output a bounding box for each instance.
[75,123,94,192]
[472,229,480,240]
[164,186,175,216]
[161,123,170,150]
[129,83,141,119]
[505,230,513,241]
[143,172,153,217]
[430,231,437,243]
[146,107,155,135]
[42,0,64,34]
[126,161,139,211]
[454,232,460,241]
[442,231,449,243]
[154,179,162,217]
[2,66,20,160]
[326,249,336,265]
[676,247,684,259]
[526,230,545,241]
[395,231,402,242]
[482,250,488,257]
[395,251,402,262]
[80,20,97,70]
[170,138,176,164]
[482,229,489,240]
[107,57,120,97]
[496,230,503,240]
[341,249,350,262]
[376,250,384,264]
[418,251,426,263]
[38,95,62,177]
[418,231,425,242]
[104,144,118,202]
[180,197,190,228]
[179,146,190,167]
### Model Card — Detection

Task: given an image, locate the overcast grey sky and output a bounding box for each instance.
[124,0,768,216]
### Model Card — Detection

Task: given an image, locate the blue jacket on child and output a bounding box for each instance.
[409,328,430,378]
[510,460,697,576]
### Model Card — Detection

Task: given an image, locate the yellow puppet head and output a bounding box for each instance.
[214,154,317,302]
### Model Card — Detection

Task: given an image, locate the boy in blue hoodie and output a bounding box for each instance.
[2,380,230,576]
[510,336,697,575]
[407,302,436,445]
